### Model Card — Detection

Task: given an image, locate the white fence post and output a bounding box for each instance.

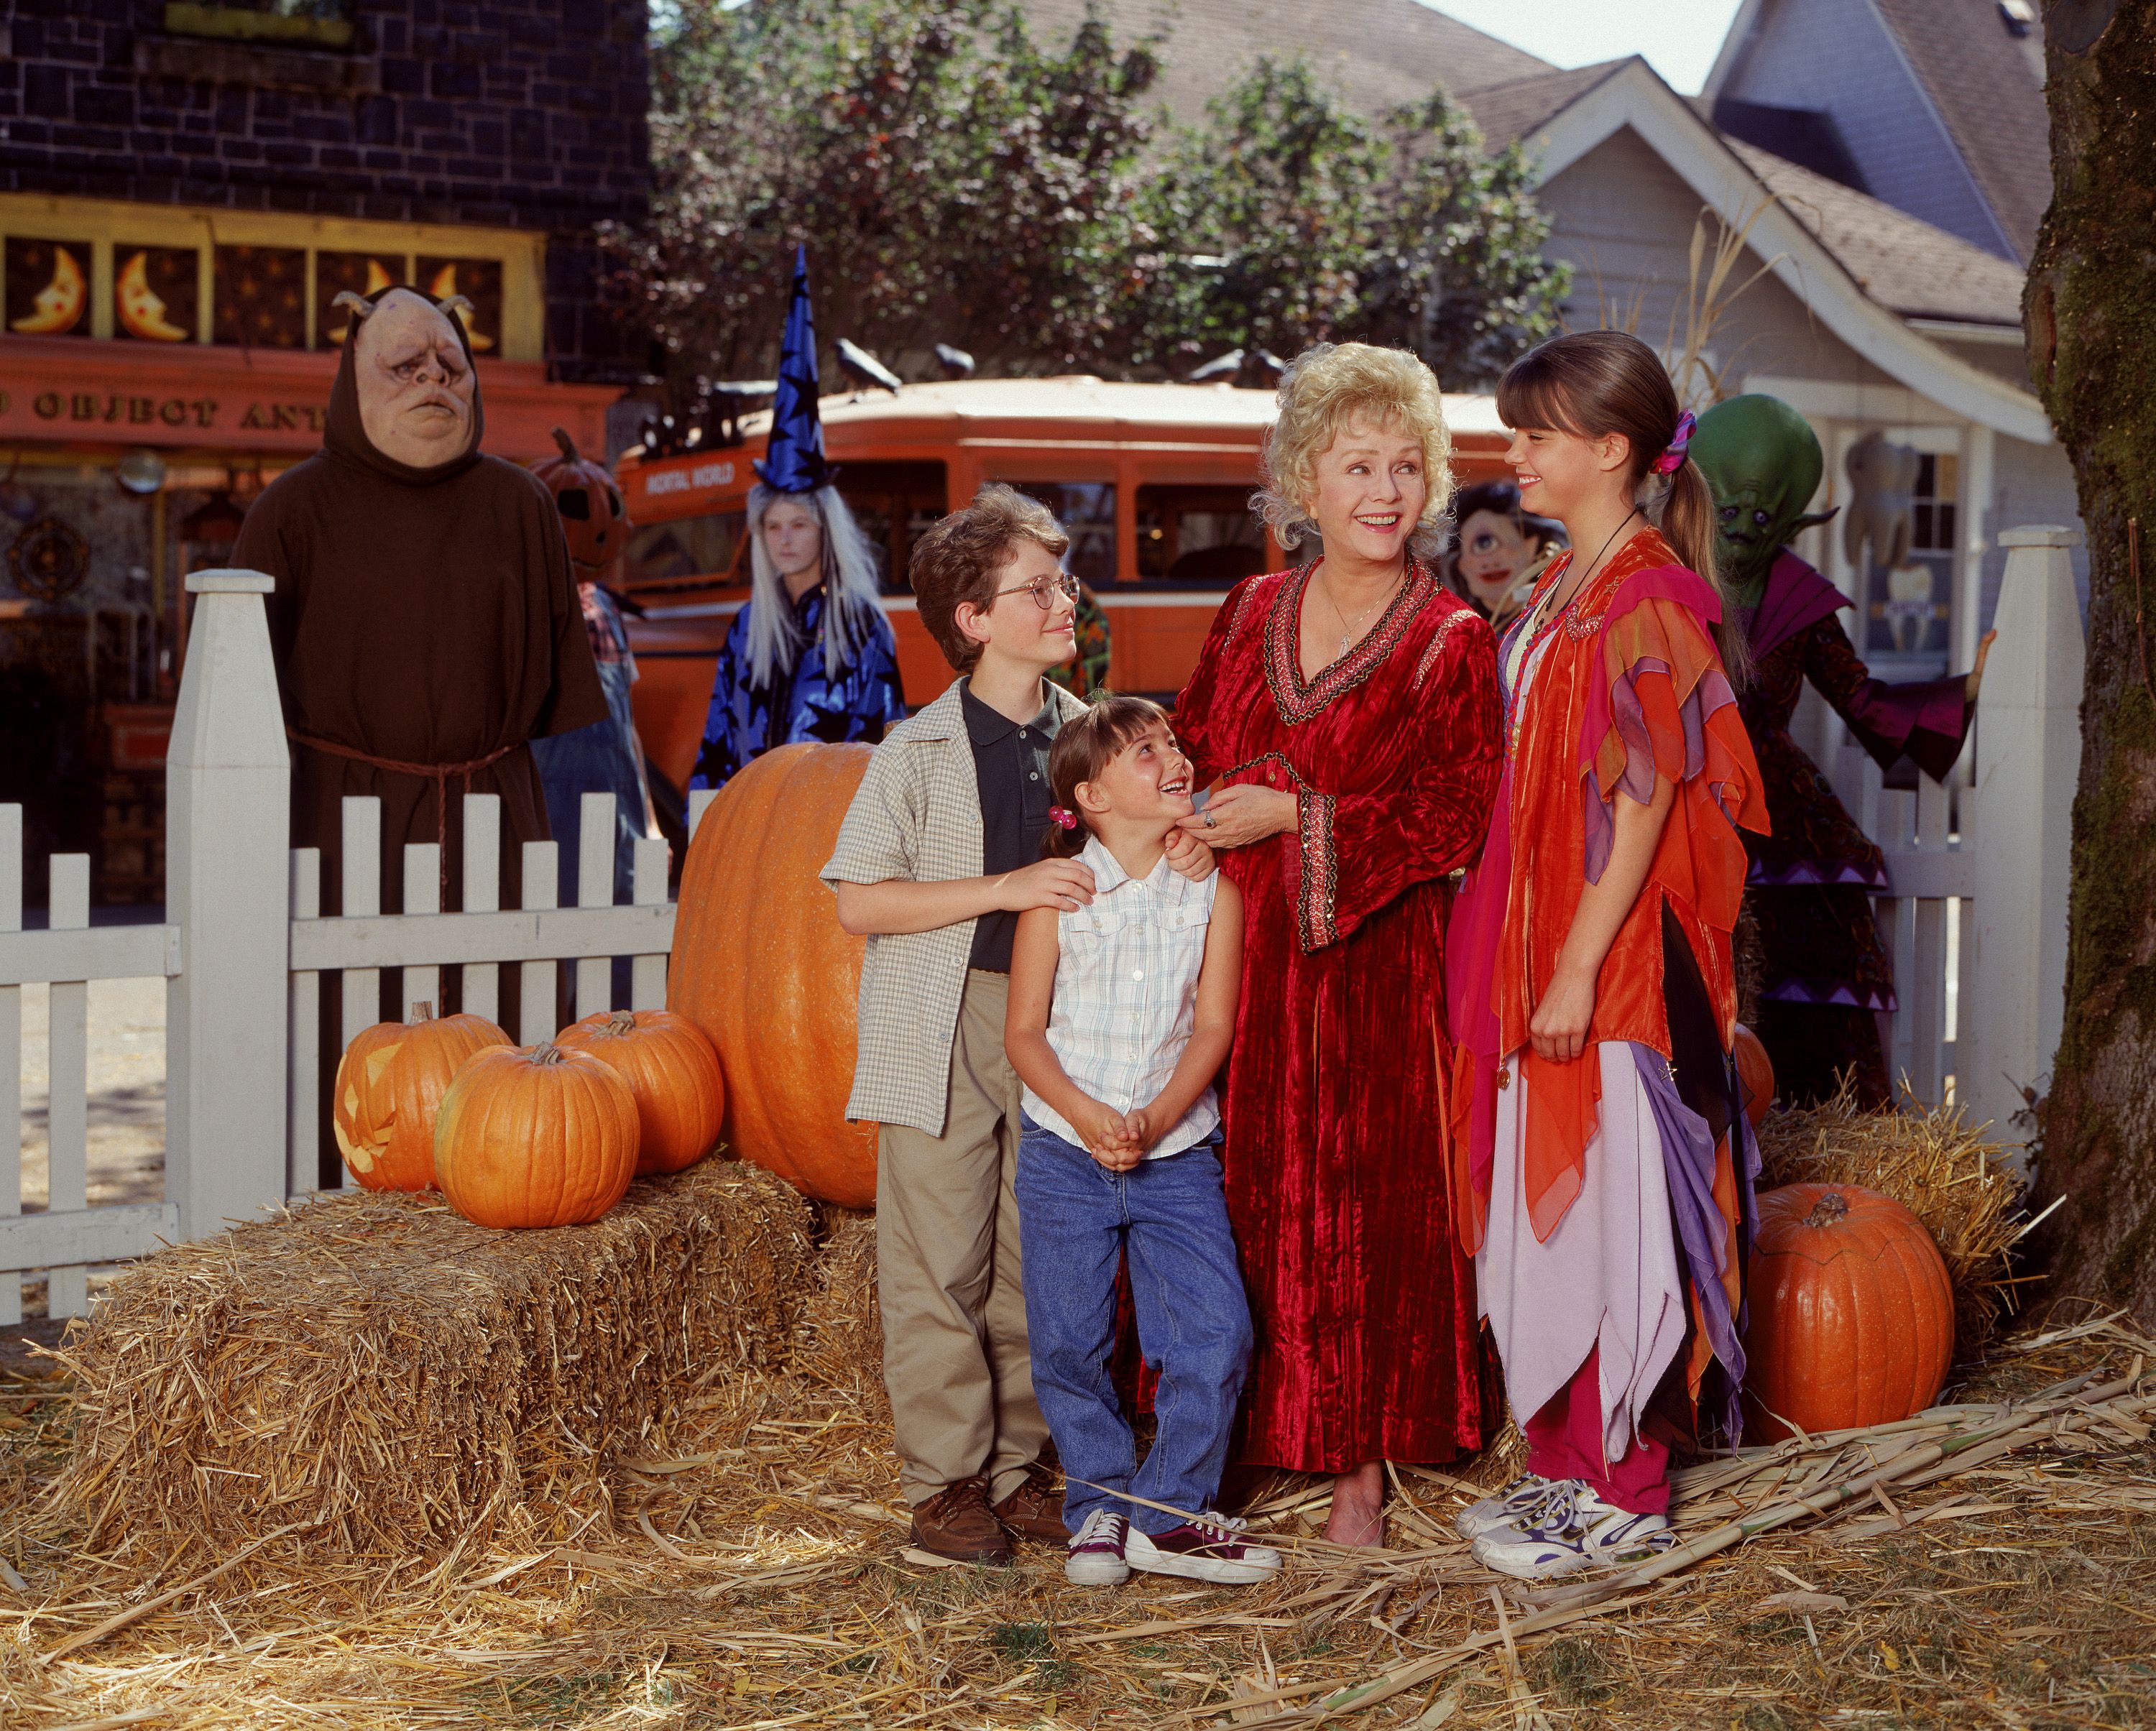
[1964,526,2083,1152]
[45,856,90,1317]
[0,806,19,1325]
[165,570,291,1240]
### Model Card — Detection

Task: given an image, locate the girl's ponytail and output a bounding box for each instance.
[1662,456,1752,687]
[1041,803,1088,859]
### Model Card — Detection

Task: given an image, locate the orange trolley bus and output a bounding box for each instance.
[614,376,1509,796]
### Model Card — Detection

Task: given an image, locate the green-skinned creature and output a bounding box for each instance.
[1689,394,1838,604]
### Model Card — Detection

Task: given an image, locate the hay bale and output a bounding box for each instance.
[50,1160,816,1566]
[791,1206,885,1419]
[1755,1086,2027,1357]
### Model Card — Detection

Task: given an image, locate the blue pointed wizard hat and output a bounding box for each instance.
[755,246,834,494]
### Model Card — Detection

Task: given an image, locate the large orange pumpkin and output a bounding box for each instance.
[433,1041,640,1228]
[1743,1183,1953,1441]
[1733,1023,1774,1129]
[669,742,878,1208]
[332,1002,507,1191]
[556,1008,725,1175]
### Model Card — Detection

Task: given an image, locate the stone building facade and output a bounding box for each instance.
[0,0,648,378]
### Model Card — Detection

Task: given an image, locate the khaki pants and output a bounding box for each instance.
[877,969,1049,1508]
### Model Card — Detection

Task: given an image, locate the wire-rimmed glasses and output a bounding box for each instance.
[992,571,1082,609]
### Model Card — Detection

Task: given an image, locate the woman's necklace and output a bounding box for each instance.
[1522,507,1640,638]
[1319,563,1404,660]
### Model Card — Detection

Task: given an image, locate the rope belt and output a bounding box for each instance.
[289,729,520,906]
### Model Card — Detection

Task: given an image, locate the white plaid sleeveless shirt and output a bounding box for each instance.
[1021,834,1222,1159]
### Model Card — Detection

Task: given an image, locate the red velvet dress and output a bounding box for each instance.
[1174,559,1502,1472]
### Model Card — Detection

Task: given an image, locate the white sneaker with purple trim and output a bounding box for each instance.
[1125,1513,1281,1585]
[1453,1473,1563,1543]
[1470,1480,1674,1580]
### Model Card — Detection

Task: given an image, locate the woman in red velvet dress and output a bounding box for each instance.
[1173,343,1502,1546]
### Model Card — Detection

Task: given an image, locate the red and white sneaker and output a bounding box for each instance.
[1125,1513,1282,1584]
[1065,1508,1130,1585]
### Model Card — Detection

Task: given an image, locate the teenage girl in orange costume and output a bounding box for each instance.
[1447,331,1769,1579]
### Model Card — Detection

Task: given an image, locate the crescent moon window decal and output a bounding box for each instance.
[115,246,200,343]
[4,238,91,338]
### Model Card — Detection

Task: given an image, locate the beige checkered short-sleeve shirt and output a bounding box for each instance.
[821,678,1092,1136]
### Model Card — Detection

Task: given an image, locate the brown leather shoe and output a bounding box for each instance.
[993,1460,1069,1542]
[908,1476,1013,1565]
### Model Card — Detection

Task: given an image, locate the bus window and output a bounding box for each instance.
[1135,484,1265,584]
[839,461,948,594]
[999,481,1117,588]
[625,510,747,588]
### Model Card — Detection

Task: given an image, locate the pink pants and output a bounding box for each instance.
[1522,1345,1669,1515]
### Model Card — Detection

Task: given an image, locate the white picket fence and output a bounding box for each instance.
[0,530,2086,1316]
[0,571,729,1322]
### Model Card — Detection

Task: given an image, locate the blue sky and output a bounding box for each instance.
[1421,0,1752,95]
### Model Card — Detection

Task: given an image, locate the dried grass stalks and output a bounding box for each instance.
[1755,1084,2027,1354]
[47,1160,816,1568]
[791,1205,886,1417]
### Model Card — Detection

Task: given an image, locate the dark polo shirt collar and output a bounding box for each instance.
[960,678,1063,971]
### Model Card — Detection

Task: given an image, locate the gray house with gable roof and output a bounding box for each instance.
[1023,0,2076,679]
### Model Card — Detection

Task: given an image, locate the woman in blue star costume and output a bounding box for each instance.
[690,249,906,792]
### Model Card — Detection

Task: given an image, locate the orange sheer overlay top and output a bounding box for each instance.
[1446,527,1768,1257]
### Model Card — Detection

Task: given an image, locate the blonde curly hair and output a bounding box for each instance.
[1253,343,1452,558]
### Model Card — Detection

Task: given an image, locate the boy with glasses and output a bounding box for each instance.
[824,485,1210,1563]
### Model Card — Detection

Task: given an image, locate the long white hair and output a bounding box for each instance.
[740,482,888,689]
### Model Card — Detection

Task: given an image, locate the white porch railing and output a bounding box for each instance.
[1821,525,2081,1140]
[0,532,2088,1313]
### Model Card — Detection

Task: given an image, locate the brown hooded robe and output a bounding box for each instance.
[234,290,607,923]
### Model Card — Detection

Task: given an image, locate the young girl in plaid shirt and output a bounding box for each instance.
[1004,696,1279,1588]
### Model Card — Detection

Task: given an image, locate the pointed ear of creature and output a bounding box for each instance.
[1793,507,1839,533]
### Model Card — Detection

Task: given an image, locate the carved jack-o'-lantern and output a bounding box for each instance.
[532,428,632,573]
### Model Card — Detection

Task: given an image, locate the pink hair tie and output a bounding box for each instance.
[1651,410,1697,476]
[1048,806,1078,831]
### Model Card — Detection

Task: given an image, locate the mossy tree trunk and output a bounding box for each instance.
[2024,0,2156,1318]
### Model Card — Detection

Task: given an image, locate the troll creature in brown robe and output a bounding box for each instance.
[235,286,605,915]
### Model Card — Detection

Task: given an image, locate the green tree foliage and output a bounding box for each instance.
[1362,93,1574,387]
[1133,59,1385,367]
[615,5,1569,397]
[612,0,1161,393]
[1133,61,1568,385]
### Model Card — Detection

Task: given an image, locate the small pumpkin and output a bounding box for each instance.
[1743,1183,1954,1441]
[1733,1023,1774,1129]
[332,1002,507,1191]
[530,426,632,573]
[433,1040,640,1228]
[668,741,878,1209]
[556,1008,725,1175]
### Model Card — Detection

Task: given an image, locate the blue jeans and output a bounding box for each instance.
[1014,1117,1253,1537]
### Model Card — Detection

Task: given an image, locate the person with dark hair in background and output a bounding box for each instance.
[530,429,657,909]
[1444,478,1567,634]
